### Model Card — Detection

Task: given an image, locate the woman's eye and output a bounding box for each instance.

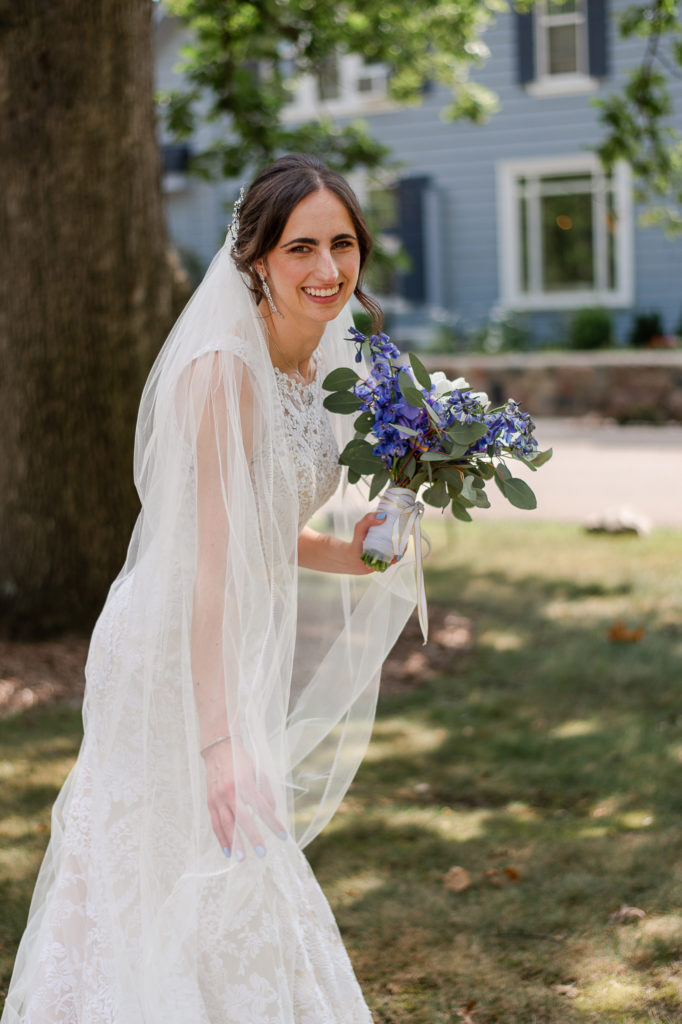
[289,245,310,254]
[333,240,353,249]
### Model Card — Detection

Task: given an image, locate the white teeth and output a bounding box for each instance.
[303,285,341,297]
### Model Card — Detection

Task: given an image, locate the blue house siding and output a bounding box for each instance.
[154,2,682,345]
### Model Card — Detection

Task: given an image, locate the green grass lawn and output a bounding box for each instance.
[2,522,682,1022]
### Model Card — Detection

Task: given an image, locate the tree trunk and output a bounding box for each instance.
[0,0,182,636]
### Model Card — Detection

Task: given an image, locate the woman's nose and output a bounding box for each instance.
[316,248,339,281]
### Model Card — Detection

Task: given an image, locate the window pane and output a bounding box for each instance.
[547,0,577,14]
[547,24,578,74]
[317,55,340,100]
[541,190,594,290]
[520,195,530,293]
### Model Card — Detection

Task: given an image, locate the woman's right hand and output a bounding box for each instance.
[202,736,287,859]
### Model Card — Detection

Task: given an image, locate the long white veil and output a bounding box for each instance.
[2,240,416,1023]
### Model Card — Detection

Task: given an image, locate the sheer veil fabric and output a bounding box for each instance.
[2,241,416,1023]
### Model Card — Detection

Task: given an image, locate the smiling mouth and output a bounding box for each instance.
[302,284,343,298]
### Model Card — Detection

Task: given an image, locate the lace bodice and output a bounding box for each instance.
[273,355,341,530]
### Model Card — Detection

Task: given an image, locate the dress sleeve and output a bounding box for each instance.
[184,350,256,749]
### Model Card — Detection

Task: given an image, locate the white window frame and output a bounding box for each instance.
[497,154,633,310]
[281,53,394,121]
[526,0,598,97]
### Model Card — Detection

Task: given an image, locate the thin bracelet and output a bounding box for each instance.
[200,734,233,757]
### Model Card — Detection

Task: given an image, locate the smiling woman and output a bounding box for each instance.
[2,155,416,1024]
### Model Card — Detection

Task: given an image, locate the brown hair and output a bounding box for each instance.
[231,154,383,332]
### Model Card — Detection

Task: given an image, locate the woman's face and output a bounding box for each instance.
[259,188,361,329]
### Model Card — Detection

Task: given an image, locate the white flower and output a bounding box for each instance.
[429,371,471,398]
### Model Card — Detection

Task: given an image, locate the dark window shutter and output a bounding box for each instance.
[162,144,191,174]
[396,176,429,304]
[587,0,609,78]
[516,10,536,85]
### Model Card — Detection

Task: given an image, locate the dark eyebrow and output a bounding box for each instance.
[280,232,357,248]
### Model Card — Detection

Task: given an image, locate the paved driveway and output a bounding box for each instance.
[462,418,682,527]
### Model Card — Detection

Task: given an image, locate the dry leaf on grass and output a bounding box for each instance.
[607,620,645,643]
[444,866,472,892]
[552,982,579,998]
[454,999,477,1022]
[485,865,522,886]
[610,904,646,923]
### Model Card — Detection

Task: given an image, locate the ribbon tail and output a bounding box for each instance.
[413,510,429,645]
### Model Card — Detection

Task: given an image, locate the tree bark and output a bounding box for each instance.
[0,0,182,636]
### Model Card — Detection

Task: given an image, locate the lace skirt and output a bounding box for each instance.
[2,581,374,1024]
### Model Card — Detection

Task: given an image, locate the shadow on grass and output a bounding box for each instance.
[308,533,682,1022]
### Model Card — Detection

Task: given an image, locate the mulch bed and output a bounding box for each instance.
[0,609,473,719]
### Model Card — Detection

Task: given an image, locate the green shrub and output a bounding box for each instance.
[629,311,665,347]
[568,306,614,349]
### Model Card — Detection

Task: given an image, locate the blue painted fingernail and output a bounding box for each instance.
[278,829,288,841]
[223,846,231,858]
[255,845,266,858]
[376,512,387,521]
[235,850,244,862]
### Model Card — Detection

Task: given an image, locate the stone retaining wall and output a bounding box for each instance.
[423,350,682,422]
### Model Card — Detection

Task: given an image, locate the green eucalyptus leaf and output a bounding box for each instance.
[369,469,390,501]
[409,352,432,389]
[436,467,464,491]
[346,455,386,475]
[323,391,363,414]
[501,477,537,510]
[531,447,553,468]
[424,402,442,426]
[476,462,495,480]
[423,480,449,508]
[394,423,420,437]
[496,463,512,482]
[402,454,417,479]
[322,367,361,391]
[461,475,480,503]
[347,468,361,485]
[448,441,470,458]
[354,410,375,433]
[421,451,453,462]
[397,370,425,408]
[450,501,473,523]
[410,471,428,490]
[447,421,488,445]
[338,439,374,465]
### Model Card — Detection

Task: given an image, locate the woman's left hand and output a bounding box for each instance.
[297,514,397,574]
[345,511,388,574]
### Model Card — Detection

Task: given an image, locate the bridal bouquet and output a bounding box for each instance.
[323,328,552,581]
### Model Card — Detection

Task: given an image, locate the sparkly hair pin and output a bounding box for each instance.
[226,186,245,249]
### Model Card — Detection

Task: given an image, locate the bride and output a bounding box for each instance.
[2,154,416,1023]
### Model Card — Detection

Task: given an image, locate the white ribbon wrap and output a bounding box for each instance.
[363,484,429,644]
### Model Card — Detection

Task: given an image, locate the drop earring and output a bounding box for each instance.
[256,268,283,319]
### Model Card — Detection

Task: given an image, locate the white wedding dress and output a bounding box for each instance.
[3,238,418,1023]
[2,361,374,1024]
